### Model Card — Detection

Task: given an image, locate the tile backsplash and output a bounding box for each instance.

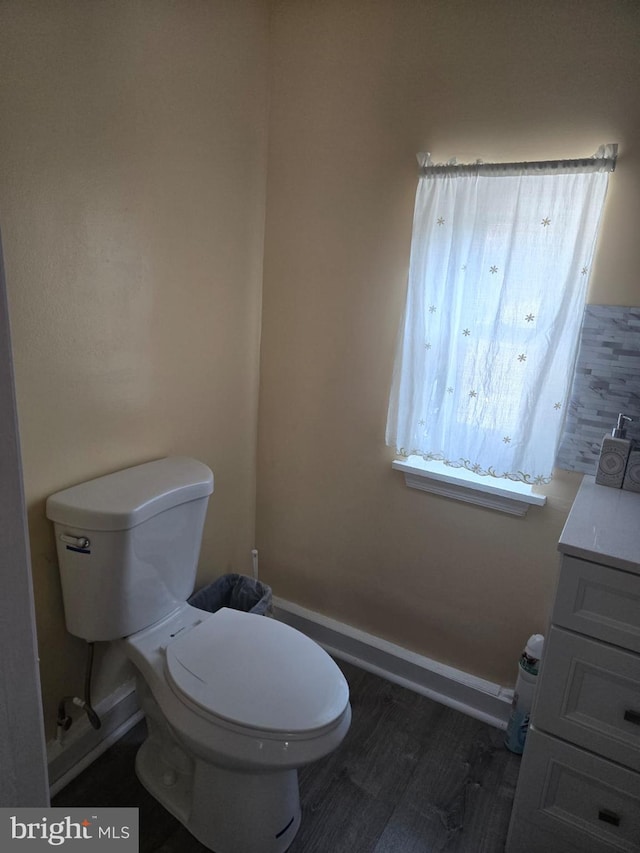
[556,305,640,475]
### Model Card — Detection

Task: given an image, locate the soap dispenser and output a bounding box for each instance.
[595,414,632,488]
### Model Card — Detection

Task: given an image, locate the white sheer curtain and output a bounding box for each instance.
[386,148,614,484]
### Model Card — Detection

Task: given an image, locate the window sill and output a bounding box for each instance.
[392,456,546,517]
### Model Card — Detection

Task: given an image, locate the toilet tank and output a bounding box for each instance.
[46,457,214,642]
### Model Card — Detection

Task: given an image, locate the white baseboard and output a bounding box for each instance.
[48,603,513,795]
[47,680,143,797]
[273,597,514,730]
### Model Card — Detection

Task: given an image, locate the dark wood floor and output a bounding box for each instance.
[53,660,521,852]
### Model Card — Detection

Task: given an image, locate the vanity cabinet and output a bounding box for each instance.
[506,475,640,853]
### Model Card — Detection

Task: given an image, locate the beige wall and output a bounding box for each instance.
[0,0,269,737]
[3,0,640,744]
[258,0,640,685]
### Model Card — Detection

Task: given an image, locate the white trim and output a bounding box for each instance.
[273,597,513,730]
[48,680,142,796]
[392,457,546,517]
[47,603,514,794]
[0,231,50,807]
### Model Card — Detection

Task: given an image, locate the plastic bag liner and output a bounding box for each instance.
[189,573,273,617]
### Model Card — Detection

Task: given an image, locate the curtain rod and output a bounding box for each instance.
[417,144,618,177]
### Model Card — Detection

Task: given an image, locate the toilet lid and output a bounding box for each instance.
[164,608,349,735]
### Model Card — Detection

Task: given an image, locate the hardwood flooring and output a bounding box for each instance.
[53,660,521,852]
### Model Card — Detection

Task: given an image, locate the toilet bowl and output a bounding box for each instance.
[46,457,351,853]
[123,603,351,853]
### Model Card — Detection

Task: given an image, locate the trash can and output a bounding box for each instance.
[189,573,273,616]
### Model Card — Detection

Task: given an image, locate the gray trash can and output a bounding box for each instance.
[189,573,273,616]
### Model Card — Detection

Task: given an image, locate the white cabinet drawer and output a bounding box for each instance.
[507,727,640,853]
[553,556,640,653]
[534,626,640,771]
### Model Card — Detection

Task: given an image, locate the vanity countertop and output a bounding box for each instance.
[558,475,640,574]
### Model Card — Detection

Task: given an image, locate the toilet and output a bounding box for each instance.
[46,457,351,853]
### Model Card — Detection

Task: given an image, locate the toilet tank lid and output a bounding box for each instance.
[45,457,214,531]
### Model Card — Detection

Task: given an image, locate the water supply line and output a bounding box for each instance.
[251,548,259,580]
[56,642,101,742]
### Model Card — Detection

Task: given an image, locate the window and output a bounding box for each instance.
[386,146,616,486]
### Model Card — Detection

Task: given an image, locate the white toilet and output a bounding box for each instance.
[46,456,351,853]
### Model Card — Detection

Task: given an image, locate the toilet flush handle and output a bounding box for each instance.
[60,533,91,550]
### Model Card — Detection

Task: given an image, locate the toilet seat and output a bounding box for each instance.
[165,607,349,736]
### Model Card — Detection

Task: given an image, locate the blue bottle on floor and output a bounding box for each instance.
[504,634,544,754]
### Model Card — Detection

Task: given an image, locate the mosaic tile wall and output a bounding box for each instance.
[556,305,640,474]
